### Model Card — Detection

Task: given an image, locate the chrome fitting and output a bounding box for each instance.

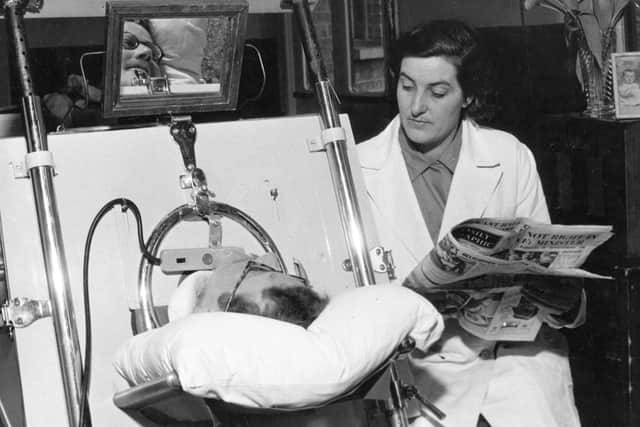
[1,297,51,328]
[370,246,396,280]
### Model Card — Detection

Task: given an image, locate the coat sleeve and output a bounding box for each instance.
[515,142,586,329]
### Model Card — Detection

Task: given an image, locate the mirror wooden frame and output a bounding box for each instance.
[103,0,248,118]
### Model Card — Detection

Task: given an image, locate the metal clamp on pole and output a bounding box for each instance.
[12,151,57,179]
[369,246,397,281]
[170,115,197,171]
[1,297,52,328]
[320,127,347,146]
[24,151,55,171]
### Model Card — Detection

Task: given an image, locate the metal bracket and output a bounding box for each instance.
[321,127,346,146]
[11,151,57,179]
[1,297,51,329]
[207,213,223,247]
[169,116,218,216]
[292,258,310,285]
[369,246,397,281]
[306,137,325,152]
[342,247,396,281]
[170,116,197,171]
[306,127,347,152]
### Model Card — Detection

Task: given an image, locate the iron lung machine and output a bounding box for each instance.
[0,0,435,425]
[0,113,392,427]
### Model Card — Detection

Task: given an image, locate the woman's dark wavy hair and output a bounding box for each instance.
[390,20,496,122]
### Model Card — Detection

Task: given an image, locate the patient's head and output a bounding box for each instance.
[221,274,328,328]
[169,249,328,328]
[120,20,163,86]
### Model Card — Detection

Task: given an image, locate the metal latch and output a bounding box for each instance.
[369,246,396,280]
[1,297,52,329]
[342,246,397,281]
[306,137,325,152]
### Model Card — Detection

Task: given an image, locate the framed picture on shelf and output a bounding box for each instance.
[612,52,640,119]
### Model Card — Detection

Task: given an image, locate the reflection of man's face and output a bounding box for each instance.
[121,21,158,85]
[624,70,636,84]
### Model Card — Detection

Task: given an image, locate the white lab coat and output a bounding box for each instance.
[357,117,582,427]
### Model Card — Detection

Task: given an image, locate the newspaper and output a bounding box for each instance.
[404,217,613,341]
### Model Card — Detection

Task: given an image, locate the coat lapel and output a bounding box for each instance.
[359,118,504,264]
[439,120,504,240]
[360,118,433,264]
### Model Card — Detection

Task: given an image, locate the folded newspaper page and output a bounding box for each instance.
[404,217,613,341]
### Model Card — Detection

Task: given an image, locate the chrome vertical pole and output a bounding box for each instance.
[287,3,415,427]
[289,0,375,287]
[3,1,83,425]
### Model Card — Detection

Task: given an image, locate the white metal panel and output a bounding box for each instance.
[0,114,383,426]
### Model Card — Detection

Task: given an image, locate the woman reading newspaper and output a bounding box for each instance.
[358,20,586,427]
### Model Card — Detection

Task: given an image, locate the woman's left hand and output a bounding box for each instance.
[520,277,583,316]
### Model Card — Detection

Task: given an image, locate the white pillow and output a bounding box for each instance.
[114,285,443,409]
[149,18,208,84]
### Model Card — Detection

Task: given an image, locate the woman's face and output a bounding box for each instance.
[396,56,468,150]
[120,21,157,84]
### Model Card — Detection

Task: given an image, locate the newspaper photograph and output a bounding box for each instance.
[457,287,544,341]
[404,217,613,341]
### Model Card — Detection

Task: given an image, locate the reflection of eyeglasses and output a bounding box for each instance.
[122,32,163,62]
[224,260,309,312]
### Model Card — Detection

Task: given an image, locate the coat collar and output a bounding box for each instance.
[360,117,501,171]
[438,119,503,241]
[360,116,504,261]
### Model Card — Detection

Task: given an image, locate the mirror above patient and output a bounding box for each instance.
[104,0,248,117]
[119,18,224,95]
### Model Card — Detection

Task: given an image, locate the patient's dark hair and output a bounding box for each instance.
[221,285,329,328]
[262,286,329,328]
